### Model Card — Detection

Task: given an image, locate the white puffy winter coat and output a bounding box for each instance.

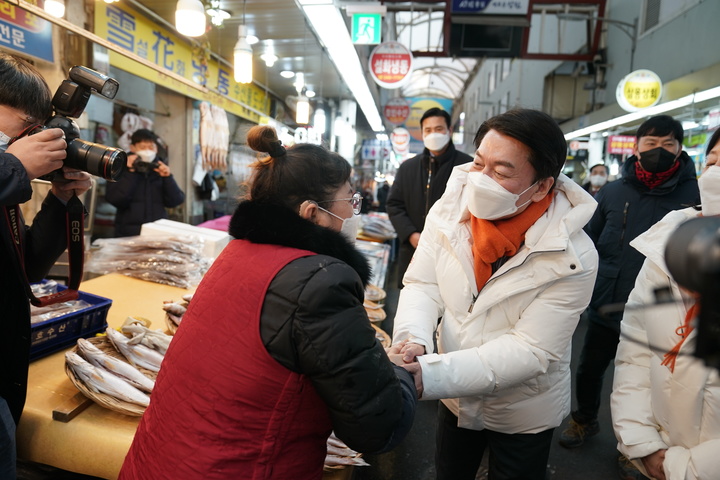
[612,207,720,480]
[393,165,599,434]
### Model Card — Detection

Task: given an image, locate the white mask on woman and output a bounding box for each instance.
[589,174,607,188]
[699,165,720,217]
[317,205,360,244]
[423,132,450,152]
[466,171,537,221]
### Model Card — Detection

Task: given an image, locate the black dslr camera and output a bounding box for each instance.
[37,66,126,181]
[665,216,720,371]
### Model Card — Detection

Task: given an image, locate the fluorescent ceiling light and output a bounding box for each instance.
[175,0,206,37]
[302,4,384,131]
[564,85,720,140]
[280,70,295,78]
[305,90,316,98]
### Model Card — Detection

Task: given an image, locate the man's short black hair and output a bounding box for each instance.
[474,108,566,184]
[131,128,157,145]
[0,53,52,122]
[420,108,451,130]
[636,115,684,145]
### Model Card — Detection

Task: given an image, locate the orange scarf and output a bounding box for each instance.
[661,303,698,373]
[470,194,553,290]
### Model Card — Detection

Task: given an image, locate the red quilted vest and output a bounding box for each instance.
[120,240,333,480]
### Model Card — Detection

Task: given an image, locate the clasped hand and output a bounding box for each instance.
[386,340,425,398]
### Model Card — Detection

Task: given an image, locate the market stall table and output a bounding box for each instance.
[17,273,193,479]
[17,273,356,480]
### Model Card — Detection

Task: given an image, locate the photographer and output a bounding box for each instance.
[105,128,185,237]
[611,128,720,480]
[0,52,92,478]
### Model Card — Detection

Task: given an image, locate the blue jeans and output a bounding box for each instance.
[0,397,16,480]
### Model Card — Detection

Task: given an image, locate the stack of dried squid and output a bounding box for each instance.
[199,102,230,172]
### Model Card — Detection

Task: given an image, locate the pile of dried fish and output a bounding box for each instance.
[199,102,229,171]
[360,217,396,241]
[86,236,210,288]
[162,294,193,333]
[324,433,369,470]
[65,318,171,410]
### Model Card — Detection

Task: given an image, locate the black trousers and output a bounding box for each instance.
[435,402,554,480]
[574,321,620,423]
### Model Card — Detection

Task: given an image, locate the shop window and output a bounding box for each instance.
[501,59,511,81]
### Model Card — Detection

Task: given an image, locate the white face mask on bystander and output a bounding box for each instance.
[699,165,720,217]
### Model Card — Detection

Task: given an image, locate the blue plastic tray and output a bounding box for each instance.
[30,284,112,361]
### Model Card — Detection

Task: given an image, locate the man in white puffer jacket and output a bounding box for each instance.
[611,131,720,480]
[390,109,599,480]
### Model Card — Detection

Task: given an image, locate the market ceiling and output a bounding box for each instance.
[128,0,478,131]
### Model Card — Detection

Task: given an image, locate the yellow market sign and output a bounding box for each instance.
[616,69,663,112]
[94,2,269,123]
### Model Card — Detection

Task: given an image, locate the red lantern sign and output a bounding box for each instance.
[384,98,410,125]
[369,41,413,89]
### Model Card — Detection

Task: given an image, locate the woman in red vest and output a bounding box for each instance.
[119,125,417,480]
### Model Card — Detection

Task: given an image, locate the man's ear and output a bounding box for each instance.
[531,177,555,201]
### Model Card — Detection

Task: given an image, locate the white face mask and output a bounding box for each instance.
[317,206,360,243]
[589,174,607,188]
[699,165,720,217]
[423,132,450,152]
[0,130,11,153]
[466,171,538,221]
[135,149,157,163]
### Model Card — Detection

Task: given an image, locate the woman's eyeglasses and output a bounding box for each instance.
[319,192,363,215]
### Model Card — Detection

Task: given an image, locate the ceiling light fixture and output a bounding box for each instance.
[280,70,295,79]
[300,3,384,131]
[44,0,65,18]
[261,48,278,68]
[564,85,720,140]
[206,0,231,27]
[175,0,206,37]
[305,90,316,98]
[234,0,253,84]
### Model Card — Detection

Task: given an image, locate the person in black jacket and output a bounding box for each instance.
[387,108,472,287]
[559,115,700,478]
[0,53,93,479]
[105,129,185,237]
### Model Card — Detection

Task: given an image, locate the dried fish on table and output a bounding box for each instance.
[106,327,164,372]
[121,317,172,355]
[76,338,155,393]
[65,351,150,407]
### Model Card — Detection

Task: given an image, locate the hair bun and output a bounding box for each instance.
[267,141,286,158]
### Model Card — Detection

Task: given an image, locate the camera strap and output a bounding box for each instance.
[3,194,84,307]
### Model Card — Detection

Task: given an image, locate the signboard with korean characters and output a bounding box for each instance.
[451,0,530,15]
[607,135,636,155]
[369,41,413,89]
[616,69,663,112]
[384,97,410,125]
[0,0,53,63]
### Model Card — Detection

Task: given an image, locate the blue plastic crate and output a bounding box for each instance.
[30,284,112,361]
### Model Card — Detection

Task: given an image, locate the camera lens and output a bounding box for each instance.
[66,138,126,180]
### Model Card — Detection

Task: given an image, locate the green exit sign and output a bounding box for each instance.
[352,13,382,44]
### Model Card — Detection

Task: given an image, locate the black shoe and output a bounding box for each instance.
[558,417,600,448]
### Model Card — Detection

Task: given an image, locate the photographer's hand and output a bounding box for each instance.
[6,128,66,180]
[154,160,171,177]
[51,167,92,203]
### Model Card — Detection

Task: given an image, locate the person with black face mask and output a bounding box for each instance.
[559,115,700,480]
